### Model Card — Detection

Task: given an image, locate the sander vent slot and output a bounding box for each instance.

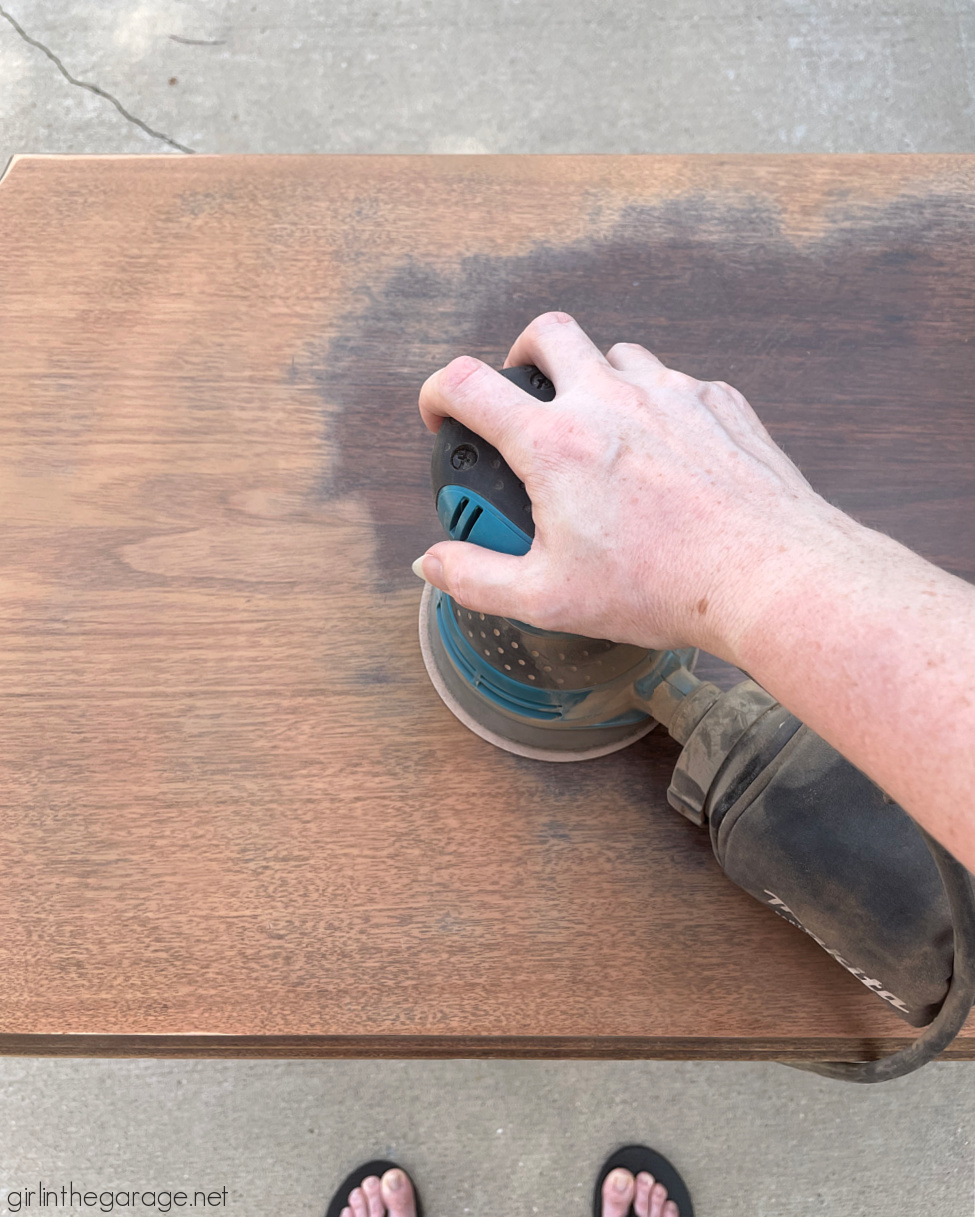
[449,496,469,532]
[458,505,483,541]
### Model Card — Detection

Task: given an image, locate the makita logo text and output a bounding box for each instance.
[763,890,911,1015]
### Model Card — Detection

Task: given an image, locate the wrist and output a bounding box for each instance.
[704,501,878,672]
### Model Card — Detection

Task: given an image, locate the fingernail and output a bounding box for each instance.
[612,1170,630,1193]
[412,555,444,586]
[385,1171,403,1192]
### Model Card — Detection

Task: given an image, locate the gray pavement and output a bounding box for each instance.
[2,2,974,1214]
[3,0,975,165]
[1,1059,974,1216]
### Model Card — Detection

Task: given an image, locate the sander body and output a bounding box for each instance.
[417,364,975,1080]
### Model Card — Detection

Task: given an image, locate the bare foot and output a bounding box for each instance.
[340,1169,416,1217]
[601,1167,679,1217]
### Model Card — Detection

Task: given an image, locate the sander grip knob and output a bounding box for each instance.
[430,365,554,555]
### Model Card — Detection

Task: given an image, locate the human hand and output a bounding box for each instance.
[415,311,854,661]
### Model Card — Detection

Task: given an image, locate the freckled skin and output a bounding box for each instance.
[419,314,829,651]
[417,311,975,872]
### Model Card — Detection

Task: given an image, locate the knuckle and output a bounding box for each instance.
[518,582,558,632]
[448,581,477,614]
[706,379,739,402]
[531,309,576,331]
[440,355,486,395]
[607,340,648,358]
[703,379,748,412]
[588,368,649,416]
[442,560,471,608]
[657,366,697,391]
[536,415,602,468]
[509,409,545,450]
[612,380,651,414]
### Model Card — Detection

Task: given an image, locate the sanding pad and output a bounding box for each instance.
[418,583,657,762]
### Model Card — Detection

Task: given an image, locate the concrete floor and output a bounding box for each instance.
[2,2,975,1214]
[3,0,975,164]
[1,1059,974,1217]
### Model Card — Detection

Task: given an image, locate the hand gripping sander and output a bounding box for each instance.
[418,363,975,1081]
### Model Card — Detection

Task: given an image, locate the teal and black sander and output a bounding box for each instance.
[418,363,975,1081]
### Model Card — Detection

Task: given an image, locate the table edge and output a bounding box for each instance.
[1,1034,971,1061]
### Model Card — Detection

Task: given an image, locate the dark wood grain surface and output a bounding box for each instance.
[1,153,973,1058]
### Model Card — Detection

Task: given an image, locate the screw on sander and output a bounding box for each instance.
[450,444,477,471]
[430,365,550,551]
[421,361,975,1080]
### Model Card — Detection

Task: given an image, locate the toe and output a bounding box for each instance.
[381,1169,416,1217]
[601,1168,635,1217]
[649,1181,669,1217]
[340,1210,352,1217]
[361,1176,385,1217]
[662,1203,679,1217]
[634,1172,654,1217]
[348,1187,369,1217]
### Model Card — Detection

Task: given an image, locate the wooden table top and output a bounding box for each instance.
[1,153,973,1059]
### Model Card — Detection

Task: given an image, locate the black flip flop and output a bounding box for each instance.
[324,1159,423,1217]
[592,1144,694,1217]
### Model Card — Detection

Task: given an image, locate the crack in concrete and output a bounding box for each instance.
[0,4,195,154]
[169,34,225,46]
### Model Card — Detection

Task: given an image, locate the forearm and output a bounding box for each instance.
[721,511,975,871]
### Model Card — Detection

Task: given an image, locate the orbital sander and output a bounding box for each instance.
[417,363,975,1081]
